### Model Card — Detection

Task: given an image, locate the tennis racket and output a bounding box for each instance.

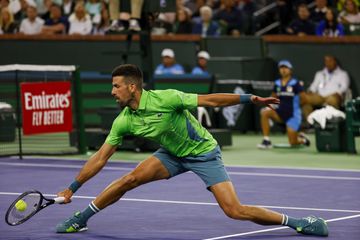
[5,190,65,226]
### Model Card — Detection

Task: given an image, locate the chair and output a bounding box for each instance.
[345,98,360,153]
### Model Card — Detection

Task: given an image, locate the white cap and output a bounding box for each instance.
[161,48,175,58]
[197,51,210,60]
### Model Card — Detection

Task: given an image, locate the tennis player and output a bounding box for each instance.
[56,64,328,236]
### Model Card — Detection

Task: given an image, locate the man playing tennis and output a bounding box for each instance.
[56,64,328,236]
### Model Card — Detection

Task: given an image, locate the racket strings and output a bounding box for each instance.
[7,193,42,225]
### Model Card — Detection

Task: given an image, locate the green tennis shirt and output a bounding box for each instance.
[105,89,217,157]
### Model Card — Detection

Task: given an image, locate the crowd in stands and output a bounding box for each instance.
[1,0,360,36]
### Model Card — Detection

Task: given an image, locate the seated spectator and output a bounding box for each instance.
[258,60,310,149]
[316,8,345,36]
[93,4,110,35]
[19,5,44,34]
[173,7,193,34]
[214,0,243,35]
[302,55,350,119]
[337,0,360,11]
[310,0,329,24]
[338,0,360,25]
[192,51,211,75]
[286,4,315,36]
[68,2,92,35]
[0,7,17,33]
[41,4,68,34]
[192,5,220,37]
[154,48,185,75]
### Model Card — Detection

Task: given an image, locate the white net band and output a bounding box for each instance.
[0,64,76,72]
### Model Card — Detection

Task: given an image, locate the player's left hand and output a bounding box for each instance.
[251,95,280,111]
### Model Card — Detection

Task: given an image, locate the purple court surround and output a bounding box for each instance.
[0,157,359,240]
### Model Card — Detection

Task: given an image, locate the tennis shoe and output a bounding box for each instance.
[129,19,141,31]
[296,215,328,237]
[56,211,88,233]
[257,139,272,149]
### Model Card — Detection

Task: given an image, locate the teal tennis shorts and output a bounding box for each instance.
[154,145,230,189]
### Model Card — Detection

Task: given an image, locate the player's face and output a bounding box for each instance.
[111,76,135,107]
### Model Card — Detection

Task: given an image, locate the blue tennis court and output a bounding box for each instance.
[0,157,359,240]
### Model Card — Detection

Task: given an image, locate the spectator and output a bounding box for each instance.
[154,48,185,75]
[173,7,193,34]
[192,51,211,75]
[258,60,309,149]
[68,2,92,35]
[286,4,315,36]
[316,8,345,36]
[337,0,360,11]
[338,0,360,25]
[93,4,110,35]
[0,7,17,33]
[214,0,243,35]
[41,4,68,34]
[310,0,329,24]
[108,0,143,32]
[192,5,220,37]
[19,5,44,34]
[302,55,350,119]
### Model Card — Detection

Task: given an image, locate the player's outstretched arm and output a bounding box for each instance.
[198,93,279,110]
[57,143,117,203]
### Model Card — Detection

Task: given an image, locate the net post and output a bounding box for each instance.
[73,67,86,154]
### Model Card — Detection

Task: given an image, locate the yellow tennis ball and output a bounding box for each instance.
[15,199,27,212]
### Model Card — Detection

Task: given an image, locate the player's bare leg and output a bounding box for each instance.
[210,181,282,225]
[93,156,170,209]
[210,181,328,236]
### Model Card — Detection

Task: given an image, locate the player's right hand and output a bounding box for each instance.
[57,189,73,204]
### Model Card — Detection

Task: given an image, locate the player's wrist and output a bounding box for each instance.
[68,180,82,193]
[240,94,253,104]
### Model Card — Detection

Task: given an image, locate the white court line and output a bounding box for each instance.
[203,214,360,240]
[0,192,359,214]
[226,171,360,181]
[1,162,359,181]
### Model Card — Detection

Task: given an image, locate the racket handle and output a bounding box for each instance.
[54,197,66,204]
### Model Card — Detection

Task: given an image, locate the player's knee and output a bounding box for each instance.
[222,204,248,220]
[122,174,139,188]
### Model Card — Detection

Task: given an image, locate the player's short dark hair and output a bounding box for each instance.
[112,64,143,89]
